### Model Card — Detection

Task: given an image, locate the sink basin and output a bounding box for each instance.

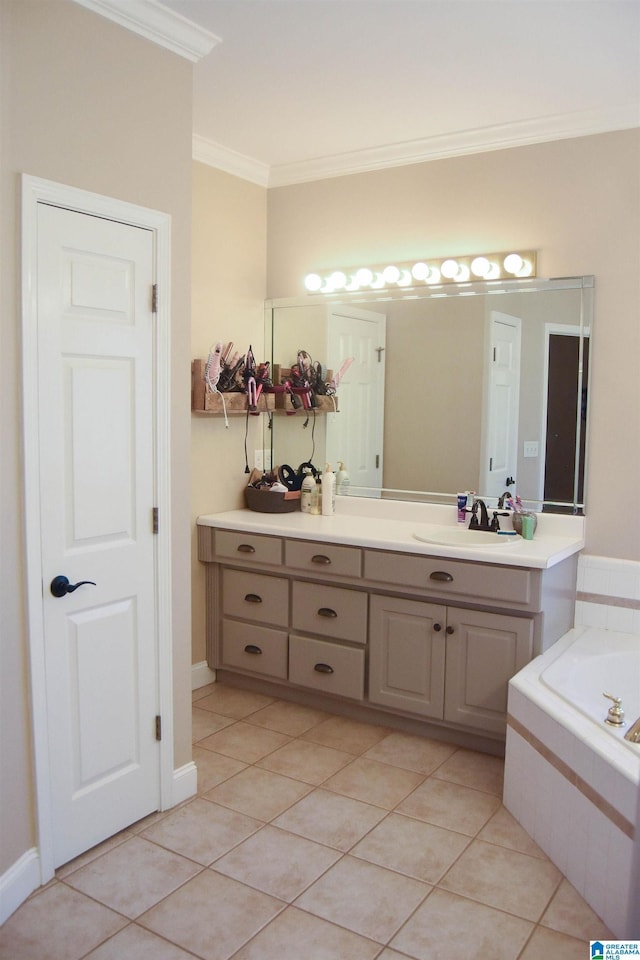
[413,525,521,548]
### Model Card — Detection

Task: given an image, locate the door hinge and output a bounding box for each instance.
[152,507,159,534]
[493,347,496,361]
[375,346,385,363]
[489,457,493,471]
[375,454,380,469]
[155,715,162,741]
[152,284,158,314]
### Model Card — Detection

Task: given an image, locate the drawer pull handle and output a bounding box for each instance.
[430,571,453,582]
[318,607,338,618]
[237,543,256,554]
[244,644,262,655]
[434,623,442,632]
[311,554,332,565]
[314,662,334,674]
[244,593,262,603]
[446,625,454,635]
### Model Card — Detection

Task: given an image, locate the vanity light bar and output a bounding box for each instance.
[304,250,537,294]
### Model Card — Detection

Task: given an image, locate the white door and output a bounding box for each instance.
[36,204,160,867]
[480,311,521,499]
[325,307,386,493]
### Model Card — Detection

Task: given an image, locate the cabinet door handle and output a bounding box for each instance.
[314,662,334,674]
[430,571,453,582]
[237,543,256,554]
[446,625,454,635]
[311,554,332,565]
[318,607,338,618]
[433,623,442,632]
[244,593,262,603]
[244,644,262,655]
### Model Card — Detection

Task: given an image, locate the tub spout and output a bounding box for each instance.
[624,716,640,743]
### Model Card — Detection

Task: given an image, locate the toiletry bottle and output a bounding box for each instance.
[336,462,350,496]
[300,469,315,513]
[310,478,321,515]
[321,463,336,516]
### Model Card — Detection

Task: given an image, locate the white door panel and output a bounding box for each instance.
[481,311,521,498]
[37,204,160,867]
[326,308,385,492]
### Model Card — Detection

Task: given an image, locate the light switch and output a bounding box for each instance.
[523,441,539,458]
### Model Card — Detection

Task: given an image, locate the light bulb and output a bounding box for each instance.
[471,257,490,277]
[345,275,361,291]
[455,264,470,282]
[504,254,523,274]
[411,262,429,281]
[383,265,401,284]
[371,272,386,289]
[398,269,412,286]
[441,259,459,279]
[304,273,322,292]
[329,271,347,290]
[355,267,373,286]
[426,266,441,284]
[516,258,533,277]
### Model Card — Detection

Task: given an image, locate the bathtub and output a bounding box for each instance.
[504,626,640,938]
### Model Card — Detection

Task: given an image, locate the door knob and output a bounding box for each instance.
[50,575,96,598]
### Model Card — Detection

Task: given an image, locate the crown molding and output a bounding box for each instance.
[192,135,270,188]
[72,0,221,62]
[267,104,640,187]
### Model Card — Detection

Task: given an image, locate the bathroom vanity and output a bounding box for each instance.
[197,500,584,750]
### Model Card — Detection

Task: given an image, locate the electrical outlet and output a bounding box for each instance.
[254,448,263,471]
[523,441,539,458]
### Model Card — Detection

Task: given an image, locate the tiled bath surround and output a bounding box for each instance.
[575,555,640,633]
[505,555,640,937]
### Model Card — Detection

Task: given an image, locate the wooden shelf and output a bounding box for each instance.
[192,359,337,416]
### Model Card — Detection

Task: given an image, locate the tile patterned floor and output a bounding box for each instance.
[1,682,613,960]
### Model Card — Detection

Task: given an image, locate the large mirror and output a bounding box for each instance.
[265,276,592,514]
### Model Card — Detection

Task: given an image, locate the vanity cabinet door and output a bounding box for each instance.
[368,596,447,719]
[443,609,533,736]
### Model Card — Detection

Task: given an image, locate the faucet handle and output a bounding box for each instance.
[603,692,625,726]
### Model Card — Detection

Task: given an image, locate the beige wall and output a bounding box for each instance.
[191,163,267,664]
[1,0,193,877]
[267,131,640,560]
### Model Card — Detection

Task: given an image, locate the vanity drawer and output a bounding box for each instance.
[222,569,288,626]
[215,530,282,566]
[289,635,365,700]
[221,620,288,679]
[285,539,362,578]
[364,550,537,609]
[292,581,367,644]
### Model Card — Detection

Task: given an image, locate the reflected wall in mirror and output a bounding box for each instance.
[266,276,593,514]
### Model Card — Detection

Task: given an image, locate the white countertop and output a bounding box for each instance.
[197,497,585,569]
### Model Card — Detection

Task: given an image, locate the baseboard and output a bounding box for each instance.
[0,847,40,925]
[191,660,216,690]
[172,761,198,806]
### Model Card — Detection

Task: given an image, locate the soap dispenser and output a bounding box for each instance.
[336,462,350,496]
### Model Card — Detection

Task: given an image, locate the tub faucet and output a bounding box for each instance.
[624,716,640,743]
